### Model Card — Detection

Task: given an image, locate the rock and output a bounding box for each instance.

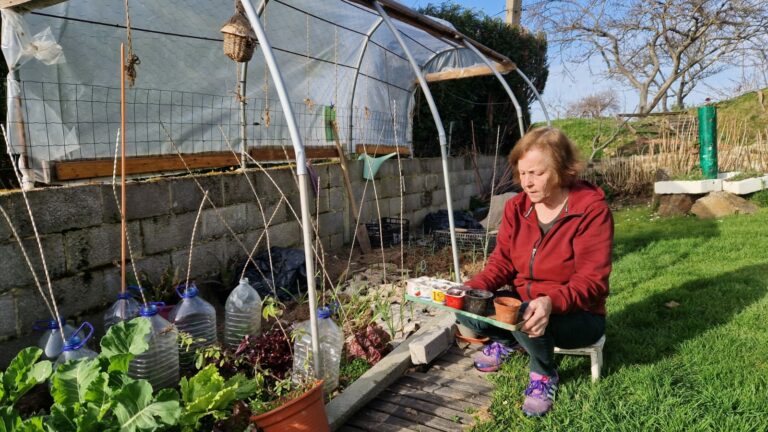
[657,194,696,217]
[654,168,671,181]
[690,191,759,219]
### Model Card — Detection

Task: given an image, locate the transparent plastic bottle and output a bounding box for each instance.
[103,286,142,331]
[169,282,217,370]
[128,303,180,390]
[224,277,262,349]
[291,307,343,394]
[53,322,98,370]
[34,317,76,360]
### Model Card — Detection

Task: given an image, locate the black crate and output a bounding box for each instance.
[432,229,497,253]
[366,217,410,247]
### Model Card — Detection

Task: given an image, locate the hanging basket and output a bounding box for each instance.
[221,11,256,62]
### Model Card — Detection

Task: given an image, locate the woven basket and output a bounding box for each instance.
[221,12,256,62]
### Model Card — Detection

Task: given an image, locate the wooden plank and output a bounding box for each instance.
[249,146,338,160]
[355,144,411,156]
[367,398,463,432]
[405,371,493,392]
[348,408,435,432]
[396,376,491,407]
[387,383,488,411]
[330,121,371,254]
[53,151,242,180]
[1,0,67,10]
[53,146,337,180]
[405,295,526,332]
[421,62,516,84]
[376,393,472,429]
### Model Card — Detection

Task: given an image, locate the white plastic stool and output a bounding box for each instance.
[553,335,605,382]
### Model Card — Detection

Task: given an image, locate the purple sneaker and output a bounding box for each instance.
[522,371,559,416]
[473,342,515,372]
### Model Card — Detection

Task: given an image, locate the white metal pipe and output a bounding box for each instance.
[242,0,320,375]
[348,17,384,152]
[373,1,461,283]
[515,68,551,125]
[462,41,525,137]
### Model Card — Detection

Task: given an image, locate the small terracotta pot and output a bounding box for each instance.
[444,288,465,309]
[250,380,329,432]
[493,297,522,324]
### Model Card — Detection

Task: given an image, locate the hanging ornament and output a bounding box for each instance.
[220,1,257,62]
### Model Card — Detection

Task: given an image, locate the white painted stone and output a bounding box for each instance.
[654,179,722,194]
[722,175,768,195]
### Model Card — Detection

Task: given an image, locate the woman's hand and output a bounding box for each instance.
[520,296,552,338]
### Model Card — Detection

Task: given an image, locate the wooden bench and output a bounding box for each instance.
[554,335,605,382]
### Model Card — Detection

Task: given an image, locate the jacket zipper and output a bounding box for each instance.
[525,213,578,299]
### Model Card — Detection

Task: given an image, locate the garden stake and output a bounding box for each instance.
[120,42,127,297]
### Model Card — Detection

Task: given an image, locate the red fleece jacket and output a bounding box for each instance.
[465,180,613,315]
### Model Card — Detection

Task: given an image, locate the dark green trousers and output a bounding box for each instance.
[457,303,605,376]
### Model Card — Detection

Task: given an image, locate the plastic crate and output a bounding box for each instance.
[366,217,410,247]
[432,229,497,252]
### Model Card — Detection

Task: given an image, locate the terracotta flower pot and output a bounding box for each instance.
[250,380,329,432]
[493,297,522,324]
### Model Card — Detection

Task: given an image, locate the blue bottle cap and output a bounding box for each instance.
[317,306,331,319]
[176,282,199,299]
[139,304,159,317]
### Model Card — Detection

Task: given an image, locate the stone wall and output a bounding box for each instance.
[0,155,503,364]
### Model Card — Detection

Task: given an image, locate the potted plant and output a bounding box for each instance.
[137,267,182,319]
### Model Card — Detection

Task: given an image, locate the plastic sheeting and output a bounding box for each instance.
[2,0,508,184]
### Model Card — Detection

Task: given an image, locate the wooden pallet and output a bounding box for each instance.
[340,344,493,432]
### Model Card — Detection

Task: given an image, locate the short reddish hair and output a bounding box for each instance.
[508,127,584,188]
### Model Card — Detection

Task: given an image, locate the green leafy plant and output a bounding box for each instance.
[46,318,180,432]
[749,189,768,207]
[0,347,51,432]
[178,364,257,432]
[138,267,181,305]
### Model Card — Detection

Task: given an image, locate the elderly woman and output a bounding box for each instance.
[459,126,613,417]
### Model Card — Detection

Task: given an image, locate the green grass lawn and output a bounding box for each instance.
[472,205,768,431]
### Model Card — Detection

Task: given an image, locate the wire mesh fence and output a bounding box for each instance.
[4,80,409,185]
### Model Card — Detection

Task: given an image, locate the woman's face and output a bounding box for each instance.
[518,148,557,204]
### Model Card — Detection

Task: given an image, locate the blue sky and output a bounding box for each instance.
[408,0,747,122]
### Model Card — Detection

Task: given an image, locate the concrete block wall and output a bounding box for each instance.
[0,155,503,361]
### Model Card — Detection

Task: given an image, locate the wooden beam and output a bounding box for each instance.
[355,144,411,156]
[1,0,68,11]
[346,0,513,67]
[248,146,338,161]
[54,146,338,180]
[420,62,516,84]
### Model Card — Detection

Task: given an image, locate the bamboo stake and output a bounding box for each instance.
[120,43,127,296]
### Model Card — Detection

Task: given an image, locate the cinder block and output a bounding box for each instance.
[24,185,102,234]
[404,176,424,194]
[264,220,303,248]
[200,203,249,239]
[0,193,32,241]
[0,293,16,338]
[54,271,108,318]
[328,188,345,212]
[318,212,344,237]
[170,238,228,281]
[222,171,259,205]
[424,174,440,191]
[409,323,453,365]
[0,234,66,292]
[403,193,422,212]
[431,190,447,207]
[329,233,344,251]
[387,197,404,216]
[103,182,172,222]
[327,165,343,189]
[249,201,289,229]
[141,213,197,255]
[64,222,142,272]
[399,158,418,175]
[13,288,55,333]
[126,253,173,293]
[170,176,222,215]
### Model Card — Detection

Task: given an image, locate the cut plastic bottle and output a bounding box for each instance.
[53,322,98,370]
[34,317,76,361]
[103,286,143,332]
[291,306,343,395]
[169,282,217,370]
[128,303,180,390]
[224,277,262,349]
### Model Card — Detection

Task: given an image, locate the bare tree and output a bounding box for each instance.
[529,0,768,114]
[566,90,620,118]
